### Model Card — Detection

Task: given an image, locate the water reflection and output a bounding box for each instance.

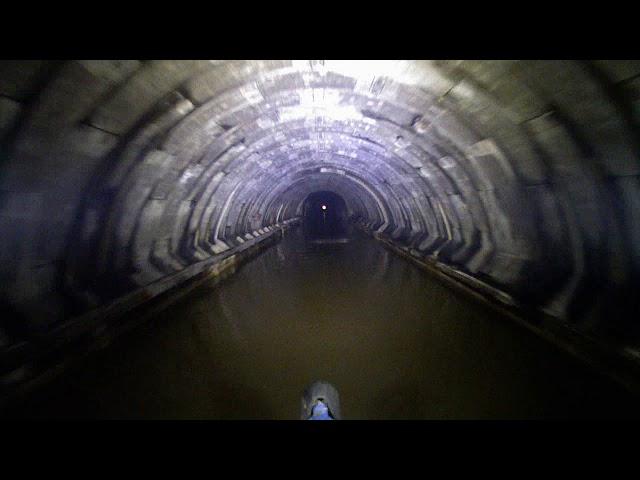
[4,227,639,419]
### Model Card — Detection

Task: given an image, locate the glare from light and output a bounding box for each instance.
[323,60,404,80]
[321,205,327,210]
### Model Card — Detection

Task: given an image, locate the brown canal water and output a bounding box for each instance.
[4,227,639,419]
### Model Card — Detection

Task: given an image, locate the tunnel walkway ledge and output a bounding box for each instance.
[356,223,640,399]
[0,218,300,410]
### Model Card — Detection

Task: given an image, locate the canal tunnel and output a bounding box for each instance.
[1,60,640,418]
[302,191,348,239]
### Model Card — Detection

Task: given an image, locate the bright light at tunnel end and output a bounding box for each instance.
[321,205,327,210]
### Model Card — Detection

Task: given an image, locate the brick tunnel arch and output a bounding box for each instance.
[1,60,640,368]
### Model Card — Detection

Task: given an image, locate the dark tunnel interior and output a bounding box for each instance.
[1,60,640,419]
[302,191,348,239]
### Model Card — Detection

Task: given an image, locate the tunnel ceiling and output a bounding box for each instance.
[1,60,640,341]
